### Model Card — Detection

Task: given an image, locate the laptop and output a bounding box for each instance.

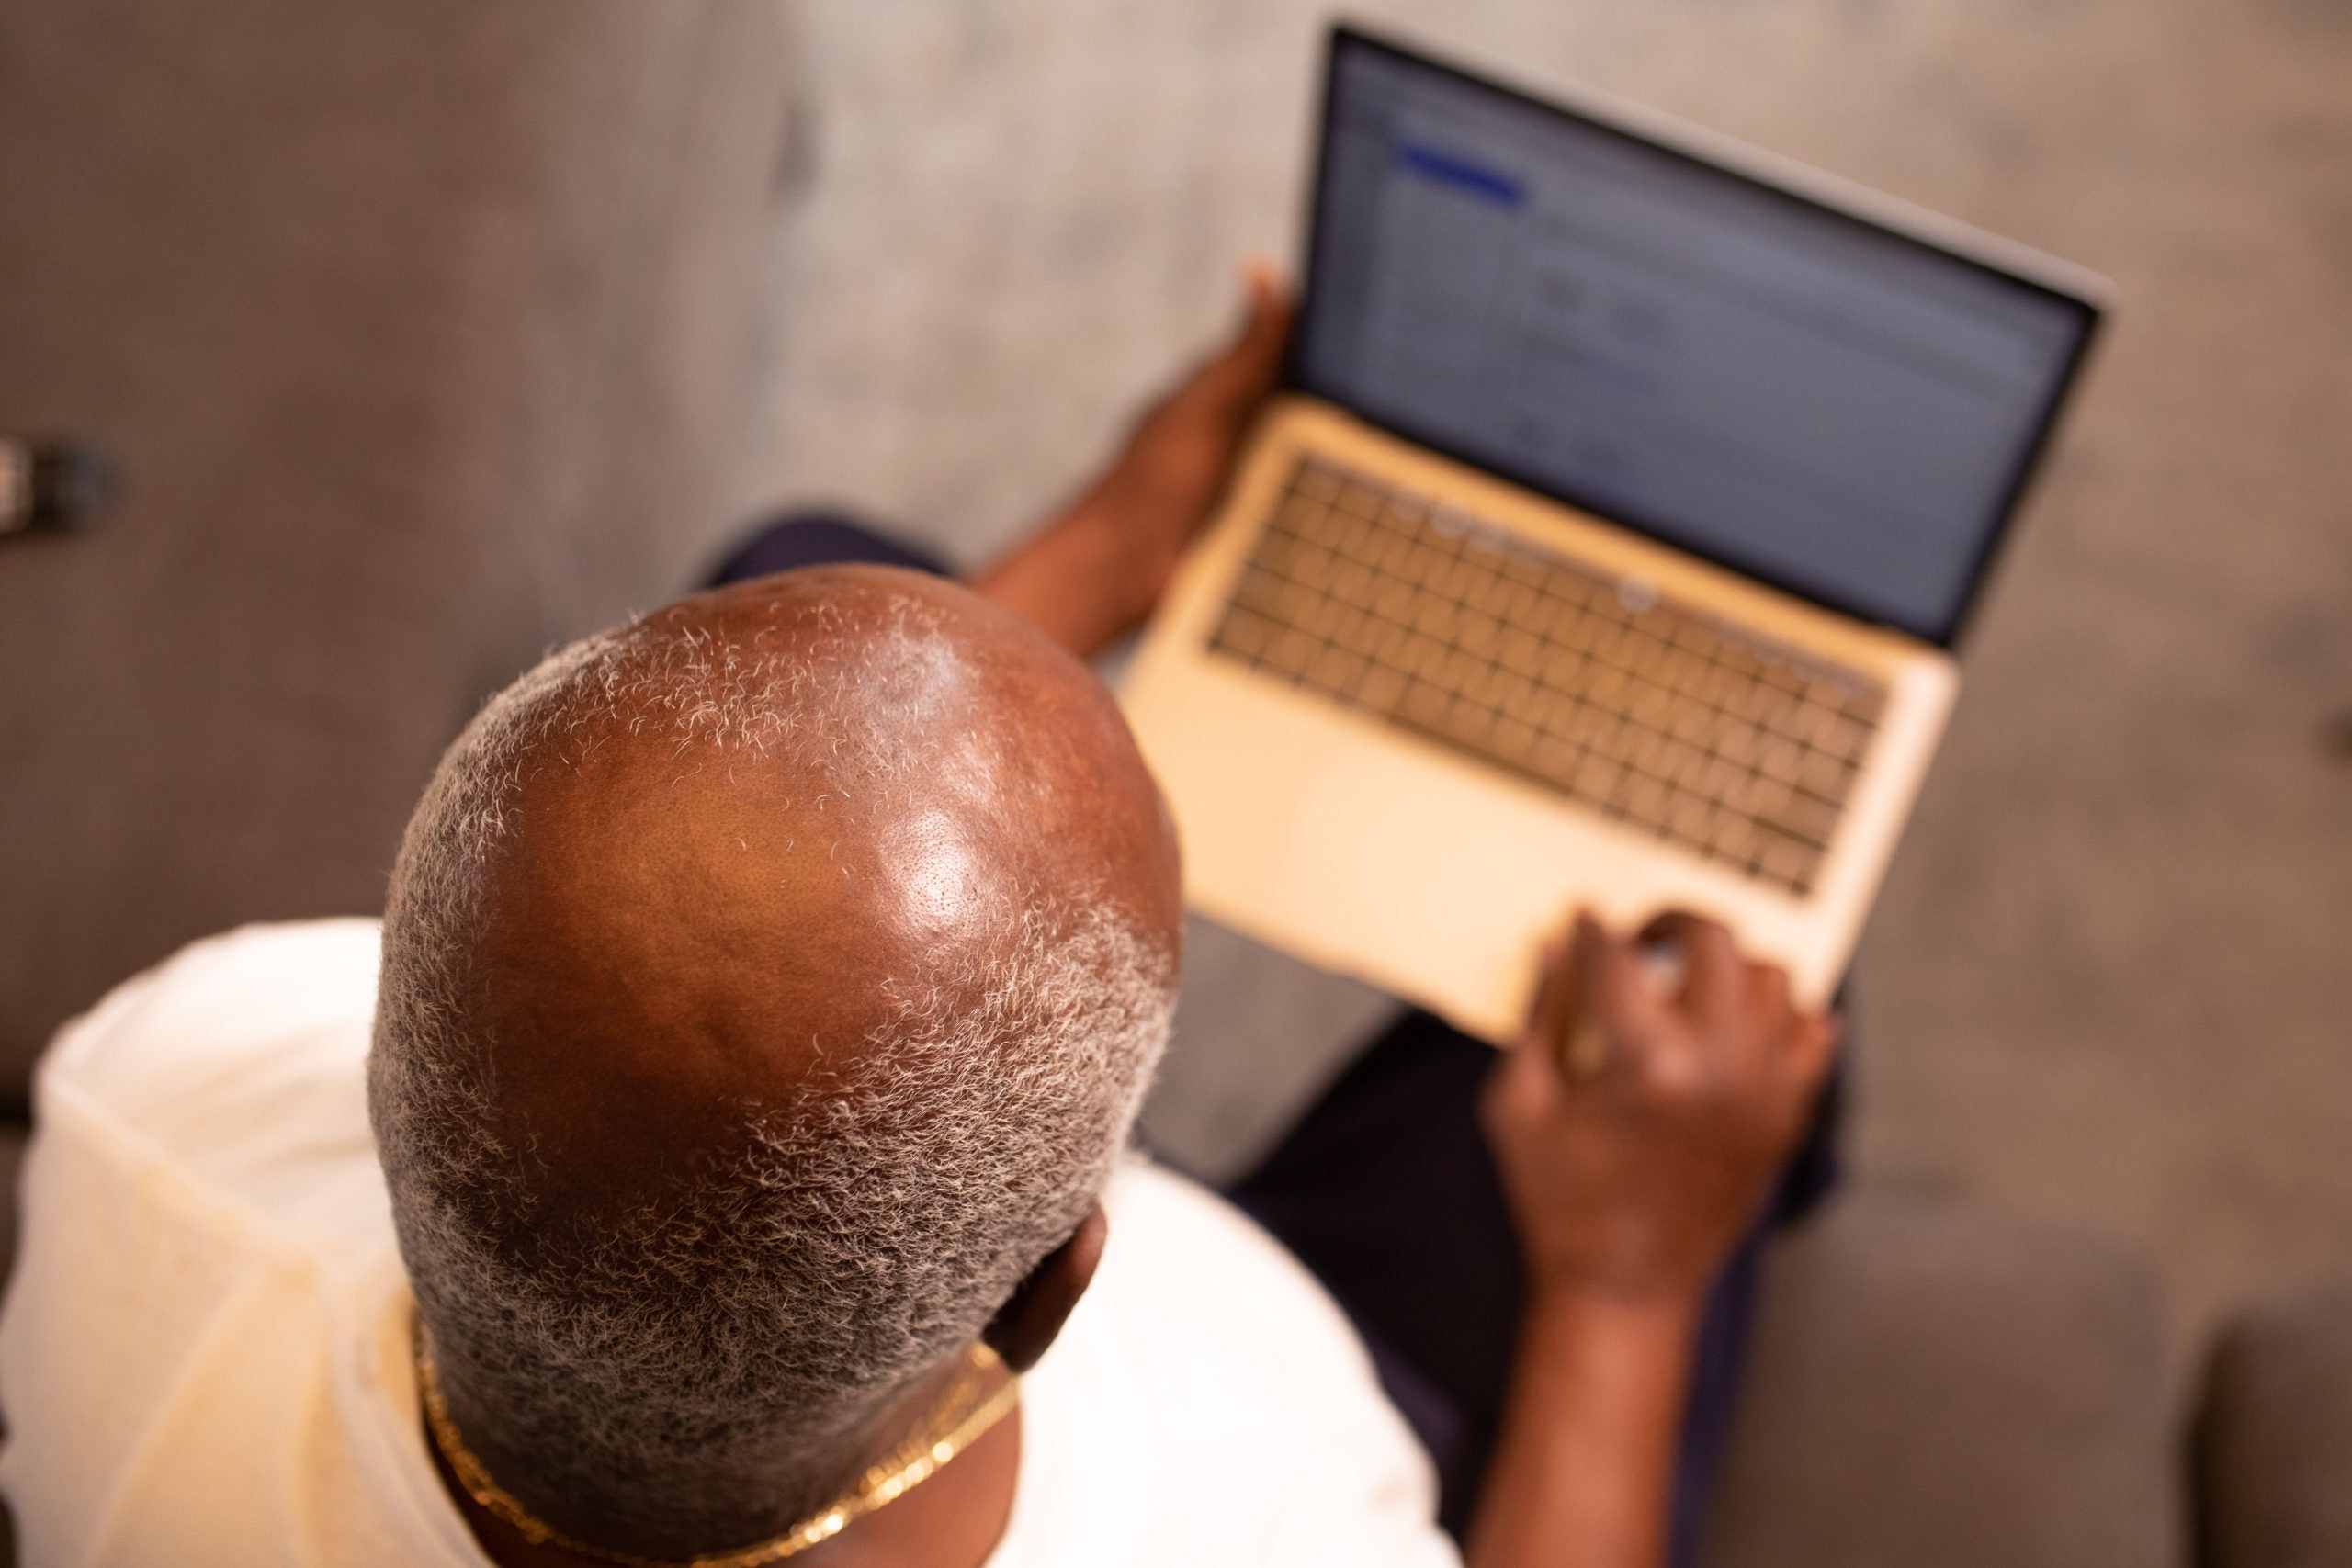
[1119,26,2108,1041]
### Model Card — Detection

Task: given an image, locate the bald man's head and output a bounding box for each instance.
[369,569,1180,1550]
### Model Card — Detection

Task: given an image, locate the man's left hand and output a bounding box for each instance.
[975,267,1292,659]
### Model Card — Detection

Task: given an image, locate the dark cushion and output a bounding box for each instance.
[1702,1190,2179,1568]
[2194,1280,2352,1568]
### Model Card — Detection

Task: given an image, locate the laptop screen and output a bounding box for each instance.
[1293,31,2100,646]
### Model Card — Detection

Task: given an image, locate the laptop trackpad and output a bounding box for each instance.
[1266,750,1661,1043]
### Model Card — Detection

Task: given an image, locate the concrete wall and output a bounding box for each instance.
[0,0,797,1092]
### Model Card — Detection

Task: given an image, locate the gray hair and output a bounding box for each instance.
[368,592,1175,1540]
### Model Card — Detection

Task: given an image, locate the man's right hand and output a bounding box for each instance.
[1480,909,1836,1309]
[1464,909,1834,1568]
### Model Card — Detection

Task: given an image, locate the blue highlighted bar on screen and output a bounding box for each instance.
[1395,142,1525,207]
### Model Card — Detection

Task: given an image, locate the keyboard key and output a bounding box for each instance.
[1357,665,1406,714]
[1308,647,1365,695]
[1668,792,1715,842]
[1499,626,1543,674]
[1798,750,1855,800]
[1573,752,1623,801]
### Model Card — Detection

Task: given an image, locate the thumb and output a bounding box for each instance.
[1203,262,1294,406]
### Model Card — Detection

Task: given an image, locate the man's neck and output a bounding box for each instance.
[426,1358,1023,1568]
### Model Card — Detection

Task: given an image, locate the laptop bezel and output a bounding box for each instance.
[1285,23,2108,651]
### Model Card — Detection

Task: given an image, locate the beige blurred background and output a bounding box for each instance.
[743,0,2352,1372]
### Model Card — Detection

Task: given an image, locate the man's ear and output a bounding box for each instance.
[983,1202,1106,1373]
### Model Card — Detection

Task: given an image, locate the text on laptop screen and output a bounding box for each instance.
[1295,36,2096,644]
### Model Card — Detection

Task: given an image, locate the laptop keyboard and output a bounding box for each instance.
[1205,457,1888,897]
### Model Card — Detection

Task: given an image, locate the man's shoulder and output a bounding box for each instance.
[0,920,469,1567]
[45,918,381,1086]
[997,1158,1458,1568]
[32,916,388,1247]
[1092,1157,1372,1369]
[1077,1156,1408,1436]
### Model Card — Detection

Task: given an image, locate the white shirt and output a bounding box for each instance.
[0,920,1457,1568]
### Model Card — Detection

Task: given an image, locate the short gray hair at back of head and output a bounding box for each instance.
[368,596,1175,1536]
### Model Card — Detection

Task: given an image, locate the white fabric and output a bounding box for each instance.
[0,920,1458,1568]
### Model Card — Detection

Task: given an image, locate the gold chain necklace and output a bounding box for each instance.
[416,1332,1019,1568]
